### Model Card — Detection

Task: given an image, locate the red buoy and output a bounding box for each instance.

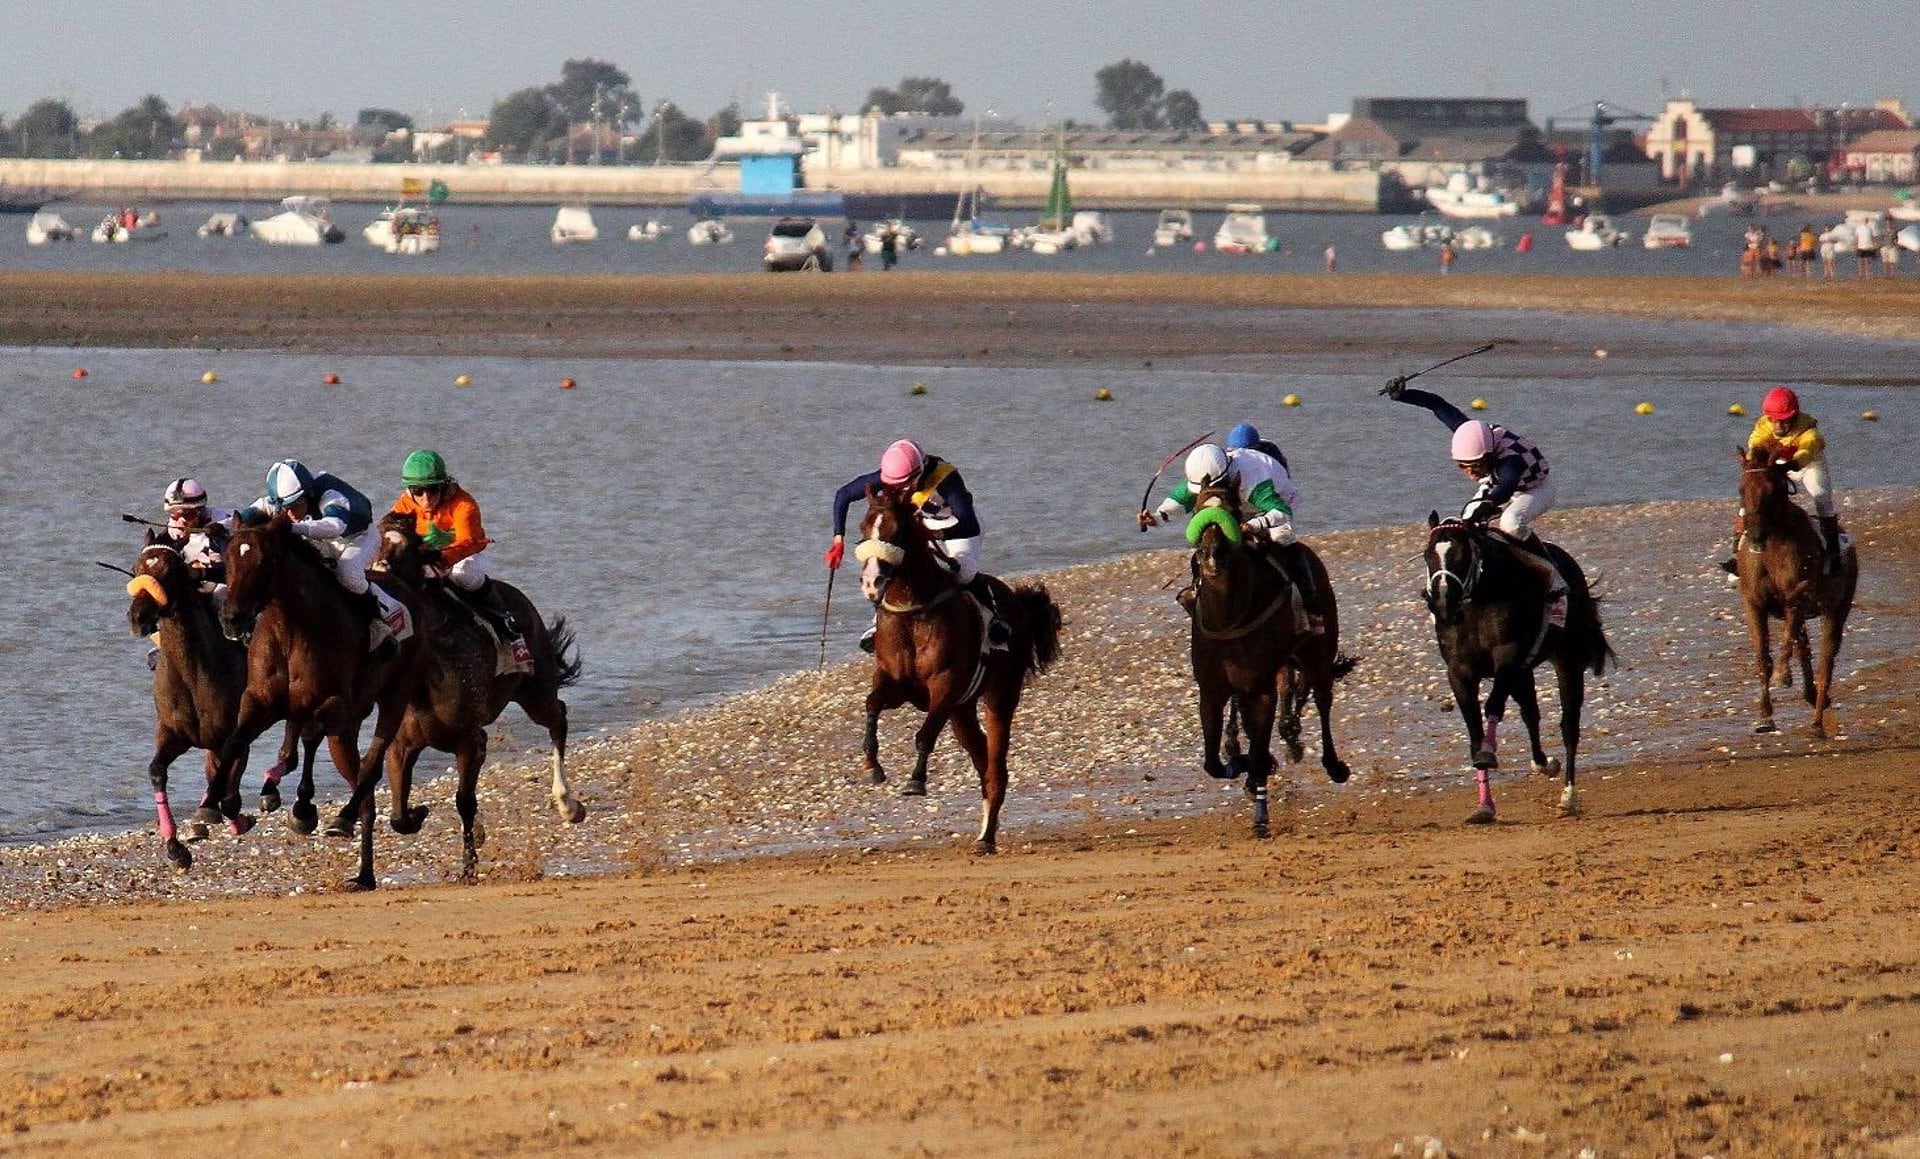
[560,377,577,390]
[1515,232,1534,253]
[323,372,340,385]
[72,367,89,379]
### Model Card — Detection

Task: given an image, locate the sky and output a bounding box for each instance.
[8,0,1918,129]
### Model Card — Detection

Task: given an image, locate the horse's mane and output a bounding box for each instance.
[868,485,939,552]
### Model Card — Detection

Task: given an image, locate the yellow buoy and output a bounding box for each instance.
[454,374,471,387]
[1635,401,1655,416]
[201,371,218,384]
[1470,398,1488,411]
[1282,393,1301,407]
[1728,403,1747,416]
[1862,410,1879,421]
[1594,348,1609,359]
[1093,387,1113,401]
[909,382,928,396]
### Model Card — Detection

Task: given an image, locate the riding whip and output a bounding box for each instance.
[95,560,136,577]
[1378,342,1499,395]
[817,565,836,671]
[121,512,168,527]
[1137,430,1214,531]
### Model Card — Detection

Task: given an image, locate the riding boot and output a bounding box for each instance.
[354,587,400,661]
[1512,533,1568,629]
[470,578,521,642]
[1282,545,1325,635]
[965,575,1011,649]
[1819,516,1844,575]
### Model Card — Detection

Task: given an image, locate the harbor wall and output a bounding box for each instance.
[3,158,1382,213]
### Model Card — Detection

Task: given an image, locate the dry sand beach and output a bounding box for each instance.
[2,273,1917,1157]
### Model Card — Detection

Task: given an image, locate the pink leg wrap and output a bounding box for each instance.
[1475,769,1495,811]
[262,760,286,786]
[155,791,177,843]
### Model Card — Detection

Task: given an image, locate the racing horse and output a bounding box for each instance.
[1422,514,1612,823]
[217,511,427,890]
[1186,489,1354,839]
[856,485,1062,853]
[124,532,320,869]
[1733,447,1858,737]
[331,515,585,881]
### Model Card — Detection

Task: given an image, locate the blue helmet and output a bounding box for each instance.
[265,459,315,511]
[1226,422,1261,450]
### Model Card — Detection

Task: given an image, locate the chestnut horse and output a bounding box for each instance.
[125,532,318,869]
[1423,515,1612,823]
[332,515,584,881]
[1186,491,1354,839]
[1733,447,1858,736]
[217,512,427,890]
[856,485,1061,853]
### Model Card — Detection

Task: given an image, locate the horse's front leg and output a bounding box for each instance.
[382,730,429,836]
[1239,685,1278,840]
[1310,663,1351,785]
[1507,671,1559,777]
[258,723,297,815]
[147,734,194,869]
[1553,659,1586,817]
[1746,603,1777,732]
[288,730,322,835]
[1448,665,1495,825]
[863,681,897,785]
[1198,675,1231,780]
[903,691,956,798]
[211,699,272,837]
[455,728,487,881]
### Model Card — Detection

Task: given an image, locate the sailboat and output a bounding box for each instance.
[1019,138,1077,255]
[943,120,1009,256]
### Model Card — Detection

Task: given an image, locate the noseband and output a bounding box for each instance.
[1425,524,1481,615]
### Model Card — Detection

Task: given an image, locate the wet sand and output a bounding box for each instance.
[3,277,1919,1155]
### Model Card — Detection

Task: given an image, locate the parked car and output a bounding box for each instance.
[764,217,833,272]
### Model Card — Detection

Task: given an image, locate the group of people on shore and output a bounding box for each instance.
[1741,217,1908,279]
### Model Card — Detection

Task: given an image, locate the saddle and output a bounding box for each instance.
[435,582,532,674]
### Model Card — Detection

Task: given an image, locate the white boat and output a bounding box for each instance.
[1213,204,1273,254]
[196,212,248,238]
[25,211,75,244]
[1898,225,1920,253]
[1152,209,1193,248]
[1424,172,1521,219]
[252,197,344,245]
[1069,210,1112,246]
[862,219,921,254]
[550,205,598,244]
[1565,214,1629,251]
[1453,225,1499,250]
[1889,198,1920,223]
[626,220,666,241]
[364,205,440,254]
[687,218,733,246]
[1642,214,1693,250]
[1383,221,1457,251]
[943,221,1006,255]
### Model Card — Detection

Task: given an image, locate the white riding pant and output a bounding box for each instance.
[1498,475,1557,540]
[1788,461,1835,518]
[314,532,372,595]
[448,550,489,591]
[935,535,982,584]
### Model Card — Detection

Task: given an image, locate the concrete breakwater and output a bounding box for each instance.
[2,157,1383,212]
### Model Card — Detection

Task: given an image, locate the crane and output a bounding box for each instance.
[1546,101,1656,187]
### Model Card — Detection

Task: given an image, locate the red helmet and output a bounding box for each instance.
[1762,386,1800,421]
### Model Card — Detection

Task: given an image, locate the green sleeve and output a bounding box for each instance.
[1246,480,1291,516]
[1168,480,1197,510]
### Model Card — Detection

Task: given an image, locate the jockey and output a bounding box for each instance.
[1137,441,1324,634]
[827,438,1008,652]
[1744,386,1844,574]
[237,458,398,655]
[386,449,521,642]
[1225,421,1290,472]
[161,477,232,602]
[1384,378,1567,626]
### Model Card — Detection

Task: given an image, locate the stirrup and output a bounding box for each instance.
[858,626,876,654]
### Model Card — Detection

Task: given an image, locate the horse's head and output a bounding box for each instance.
[1424,511,1482,625]
[1738,445,1795,527]
[372,512,429,586]
[220,511,295,643]
[126,529,194,638]
[1186,484,1246,585]
[856,484,931,604]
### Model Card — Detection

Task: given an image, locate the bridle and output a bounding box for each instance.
[1425,521,1482,621]
[857,507,959,615]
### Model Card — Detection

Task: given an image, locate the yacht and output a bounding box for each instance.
[252,197,344,245]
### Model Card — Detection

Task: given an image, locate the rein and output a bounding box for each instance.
[1192,527,1291,641]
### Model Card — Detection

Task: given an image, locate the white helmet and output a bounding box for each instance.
[164,477,208,513]
[1184,444,1230,489]
[265,459,315,510]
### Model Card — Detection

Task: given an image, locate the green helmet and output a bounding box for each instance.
[401,449,450,488]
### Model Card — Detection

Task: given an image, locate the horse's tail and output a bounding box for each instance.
[1011,582,1062,681]
[1584,597,1615,677]
[1330,652,1360,681]
[544,615,584,688]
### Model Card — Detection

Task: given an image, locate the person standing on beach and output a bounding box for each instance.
[1438,239,1457,274]
[1323,243,1337,273]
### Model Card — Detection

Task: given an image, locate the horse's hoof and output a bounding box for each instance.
[390,805,429,835]
[192,805,224,827]
[470,820,488,849]
[165,839,193,870]
[1557,788,1581,817]
[291,801,319,835]
[1224,754,1248,780]
[189,820,211,841]
[259,788,282,815]
[459,856,479,883]
[1206,762,1237,781]
[972,838,997,855]
[1464,806,1496,826]
[1471,749,1498,770]
[1533,757,1563,777]
[1752,719,1778,734]
[344,875,376,893]
[324,816,356,839]
[556,798,586,825]
[1325,761,1351,785]
[1284,739,1306,764]
[901,779,928,798]
[1252,823,1271,840]
[229,814,255,838]
[868,769,887,785]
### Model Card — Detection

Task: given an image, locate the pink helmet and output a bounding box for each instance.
[1762,386,1799,421]
[164,477,208,512]
[1449,421,1497,462]
[878,439,925,486]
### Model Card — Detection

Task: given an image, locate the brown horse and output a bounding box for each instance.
[1185,491,1354,839]
[332,516,584,880]
[125,532,319,869]
[1734,447,1858,736]
[217,512,427,890]
[856,485,1061,853]
[1422,514,1612,823]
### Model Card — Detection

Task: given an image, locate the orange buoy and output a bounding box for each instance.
[72,367,88,378]
[1515,232,1534,253]
[560,377,577,390]
[323,372,340,385]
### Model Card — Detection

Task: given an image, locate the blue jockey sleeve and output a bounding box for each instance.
[1482,456,1526,507]
[1396,387,1470,432]
[934,470,982,540]
[831,470,884,537]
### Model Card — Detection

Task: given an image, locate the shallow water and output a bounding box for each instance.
[2,311,1916,843]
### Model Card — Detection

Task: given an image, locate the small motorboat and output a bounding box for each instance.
[1382,222,1453,251]
[1566,214,1629,251]
[1641,214,1693,249]
[91,211,167,244]
[627,219,666,241]
[197,212,248,238]
[1152,209,1193,248]
[252,197,344,245]
[551,205,598,244]
[25,211,75,244]
[1453,225,1499,250]
[1424,172,1521,219]
[364,206,441,254]
[1214,204,1274,254]
[687,219,733,246]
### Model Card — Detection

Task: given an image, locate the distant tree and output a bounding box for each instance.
[486,87,564,157]
[547,59,640,126]
[1095,59,1166,130]
[357,108,414,133]
[90,95,177,159]
[862,77,964,117]
[9,99,79,157]
[708,102,742,143]
[1162,89,1205,132]
[636,102,709,163]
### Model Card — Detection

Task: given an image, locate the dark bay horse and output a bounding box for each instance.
[125,533,318,869]
[334,516,584,880]
[856,486,1061,853]
[1186,493,1354,839]
[218,512,427,890]
[1734,448,1858,737]
[1423,514,1612,823]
